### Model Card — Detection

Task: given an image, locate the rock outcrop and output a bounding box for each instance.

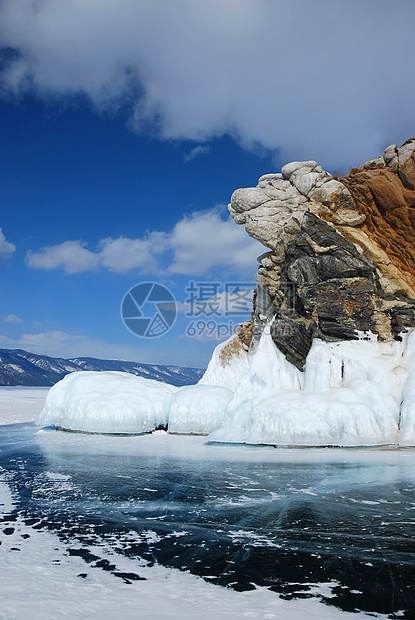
[229,139,415,370]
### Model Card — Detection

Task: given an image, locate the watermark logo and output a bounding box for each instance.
[121,280,256,340]
[184,281,254,317]
[184,281,254,340]
[121,282,177,338]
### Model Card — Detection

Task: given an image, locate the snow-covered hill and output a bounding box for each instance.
[0,349,204,387]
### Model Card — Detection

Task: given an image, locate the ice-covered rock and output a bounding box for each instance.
[231,322,303,395]
[399,331,415,445]
[36,371,177,434]
[35,328,415,446]
[168,384,233,435]
[198,334,251,391]
[210,386,400,447]
[208,330,409,446]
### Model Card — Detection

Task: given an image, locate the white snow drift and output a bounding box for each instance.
[36,371,176,434]
[168,384,233,435]
[36,325,415,446]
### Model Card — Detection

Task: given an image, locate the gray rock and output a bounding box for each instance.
[228,207,248,225]
[258,173,285,183]
[363,156,385,169]
[252,285,275,342]
[281,160,318,179]
[287,254,372,287]
[384,144,397,164]
[397,138,415,189]
[289,170,331,197]
[397,138,415,166]
[259,256,275,269]
[230,187,271,213]
[261,182,307,202]
[270,247,286,263]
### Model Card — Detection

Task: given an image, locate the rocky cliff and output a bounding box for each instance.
[229,139,415,370]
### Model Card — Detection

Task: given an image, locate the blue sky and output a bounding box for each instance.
[0,0,414,367]
[0,97,268,366]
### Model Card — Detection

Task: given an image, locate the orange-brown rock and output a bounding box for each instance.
[340,165,415,298]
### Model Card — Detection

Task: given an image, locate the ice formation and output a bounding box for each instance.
[399,333,415,444]
[36,327,415,446]
[36,371,176,434]
[168,384,233,435]
[206,328,410,446]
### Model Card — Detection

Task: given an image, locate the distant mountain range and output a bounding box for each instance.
[0,348,205,387]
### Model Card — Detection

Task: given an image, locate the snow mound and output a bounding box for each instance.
[168,384,233,435]
[36,371,177,434]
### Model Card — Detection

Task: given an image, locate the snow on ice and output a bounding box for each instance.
[0,475,372,620]
[168,384,233,434]
[36,325,415,446]
[36,371,176,434]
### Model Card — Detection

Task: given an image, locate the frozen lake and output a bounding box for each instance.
[1,405,415,618]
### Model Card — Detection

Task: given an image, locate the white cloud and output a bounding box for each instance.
[26,240,99,274]
[184,145,210,162]
[25,236,167,275]
[0,330,86,354]
[18,330,86,346]
[1,1,414,169]
[4,314,23,324]
[98,232,167,273]
[166,209,262,275]
[26,208,264,277]
[0,228,16,258]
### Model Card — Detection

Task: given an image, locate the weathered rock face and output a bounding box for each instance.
[230,139,415,370]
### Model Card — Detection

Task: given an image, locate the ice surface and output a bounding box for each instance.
[35,325,415,446]
[36,371,176,434]
[0,478,371,620]
[0,387,48,425]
